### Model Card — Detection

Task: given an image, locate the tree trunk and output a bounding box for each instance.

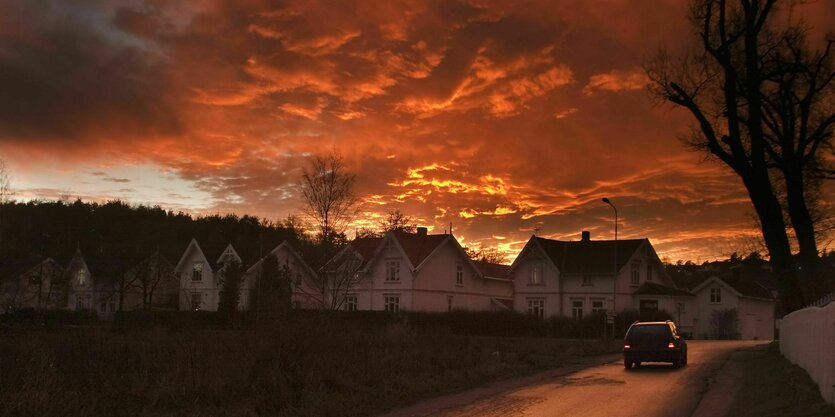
[743,173,805,312]
[784,166,819,267]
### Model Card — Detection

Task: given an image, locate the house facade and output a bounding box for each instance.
[510,232,678,316]
[686,275,775,340]
[1,258,66,311]
[325,228,513,312]
[241,241,320,310]
[174,239,224,311]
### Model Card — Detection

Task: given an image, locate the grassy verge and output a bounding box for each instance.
[726,342,835,417]
[0,318,619,417]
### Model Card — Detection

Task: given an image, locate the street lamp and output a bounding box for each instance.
[602,198,618,335]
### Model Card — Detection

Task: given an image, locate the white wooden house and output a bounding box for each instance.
[241,241,319,310]
[324,228,513,312]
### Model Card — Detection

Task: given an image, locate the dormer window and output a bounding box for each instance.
[77,270,86,285]
[582,275,593,286]
[192,263,203,281]
[455,265,463,285]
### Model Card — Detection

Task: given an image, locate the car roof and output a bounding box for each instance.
[631,321,673,326]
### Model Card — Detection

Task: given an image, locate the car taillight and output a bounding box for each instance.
[624,344,631,349]
[667,342,675,349]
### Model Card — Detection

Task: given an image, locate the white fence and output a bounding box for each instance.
[780,301,835,405]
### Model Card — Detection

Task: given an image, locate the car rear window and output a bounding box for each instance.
[626,324,671,339]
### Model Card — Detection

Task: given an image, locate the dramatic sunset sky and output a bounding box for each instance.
[1,0,832,262]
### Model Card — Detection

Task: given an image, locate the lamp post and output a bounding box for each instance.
[602,198,618,337]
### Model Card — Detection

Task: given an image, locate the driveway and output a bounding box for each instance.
[379,340,766,417]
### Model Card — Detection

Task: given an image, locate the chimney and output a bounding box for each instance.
[417,227,428,236]
[581,230,590,241]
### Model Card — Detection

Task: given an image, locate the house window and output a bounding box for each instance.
[77,270,86,285]
[344,295,357,311]
[528,298,544,318]
[456,265,463,285]
[530,266,541,285]
[384,295,400,312]
[631,262,640,286]
[591,299,605,315]
[192,263,203,281]
[572,300,584,320]
[76,298,83,311]
[582,275,593,286]
[447,295,454,312]
[710,287,721,303]
[647,265,653,281]
[640,299,659,314]
[386,261,400,282]
[191,292,202,311]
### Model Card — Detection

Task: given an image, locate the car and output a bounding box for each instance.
[623,320,687,369]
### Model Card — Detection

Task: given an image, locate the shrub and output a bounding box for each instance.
[710,308,740,339]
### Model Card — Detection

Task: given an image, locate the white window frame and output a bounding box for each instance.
[591,299,605,315]
[527,298,544,318]
[344,295,358,311]
[192,263,203,282]
[710,287,721,304]
[384,295,400,312]
[386,260,401,282]
[455,265,463,285]
[530,265,542,285]
[571,299,584,320]
[191,292,202,311]
[582,275,593,286]
[631,262,640,286]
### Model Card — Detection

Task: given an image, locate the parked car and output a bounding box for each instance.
[623,320,687,369]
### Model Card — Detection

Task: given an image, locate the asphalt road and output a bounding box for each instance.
[382,340,766,417]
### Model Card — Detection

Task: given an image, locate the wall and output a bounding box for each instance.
[780,302,835,405]
[511,251,561,316]
[692,281,740,338]
[176,246,218,311]
[738,297,774,340]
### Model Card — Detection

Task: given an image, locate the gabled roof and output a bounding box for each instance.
[246,241,317,278]
[174,239,212,272]
[390,230,450,269]
[533,236,646,275]
[688,275,774,300]
[633,282,693,297]
[473,261,511,280]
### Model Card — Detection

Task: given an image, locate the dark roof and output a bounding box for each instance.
[392,231,449,267]
[534,237,645,275]
[351,237,384,261]
[473,260,511,279]
[681,273,774,299]
[633,282,693,297]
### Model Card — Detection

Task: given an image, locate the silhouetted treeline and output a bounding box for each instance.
[0,200,317,282]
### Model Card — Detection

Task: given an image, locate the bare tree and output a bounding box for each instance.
[644,0,833,312]
[465,246,508,264]
[379,209,417,233]
[128,251,177,310]
[299,153,361,309]
[300,153,359,262]
[0,159,11,249]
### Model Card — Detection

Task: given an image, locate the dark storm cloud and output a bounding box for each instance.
[0,1,180,142]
